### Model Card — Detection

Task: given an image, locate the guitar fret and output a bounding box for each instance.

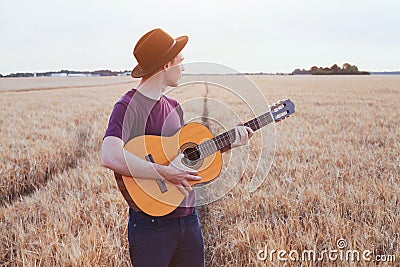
[198,139,217,158]
[263,112,274,123]
[245,112,274,131]
[245,117,259,131]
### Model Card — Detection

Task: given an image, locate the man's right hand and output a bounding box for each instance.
[155,153,201,196]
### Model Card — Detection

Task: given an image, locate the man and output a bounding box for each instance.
[101,28,253,267]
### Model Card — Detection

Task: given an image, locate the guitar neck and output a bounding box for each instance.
[197,111,274,158]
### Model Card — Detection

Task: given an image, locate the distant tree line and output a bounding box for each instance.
[4,72,35,78]
[291,69,310,75]
[1,69,131,78]
[310,63,370,75]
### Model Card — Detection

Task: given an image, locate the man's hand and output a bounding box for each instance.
[231,124,254,148]
[156,153,201,196]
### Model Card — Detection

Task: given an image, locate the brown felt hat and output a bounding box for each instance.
[131,28,188,78]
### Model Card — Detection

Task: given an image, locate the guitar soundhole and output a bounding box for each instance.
[184,147,200,161]
[180,142,203,170]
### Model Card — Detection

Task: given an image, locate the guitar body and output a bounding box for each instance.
[115,122,223,217]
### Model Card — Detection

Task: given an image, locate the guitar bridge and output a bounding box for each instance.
[145,154,168,194]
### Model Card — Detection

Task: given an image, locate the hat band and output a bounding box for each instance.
[162,40,177,58]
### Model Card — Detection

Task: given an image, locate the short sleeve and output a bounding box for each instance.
[103,102,127,140]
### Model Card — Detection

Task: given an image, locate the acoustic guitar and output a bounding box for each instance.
[115,99,295,216]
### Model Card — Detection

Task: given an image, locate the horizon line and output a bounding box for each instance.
[1,69,400,76]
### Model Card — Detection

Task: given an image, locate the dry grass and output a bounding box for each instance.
[0,75,399,266]
[0,76,134,92]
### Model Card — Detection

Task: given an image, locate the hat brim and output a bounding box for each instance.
[131,35,188,78]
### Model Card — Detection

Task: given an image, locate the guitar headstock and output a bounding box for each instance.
[270,99,295,122]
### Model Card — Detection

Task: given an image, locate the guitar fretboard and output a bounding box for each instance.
[196,111,274,159]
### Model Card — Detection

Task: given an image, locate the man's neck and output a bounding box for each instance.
[137,74,166,100]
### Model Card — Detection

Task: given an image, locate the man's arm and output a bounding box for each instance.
[101,136,200,195]
[101,136,129,176]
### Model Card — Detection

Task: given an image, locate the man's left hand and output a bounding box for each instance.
[231,123,254,148]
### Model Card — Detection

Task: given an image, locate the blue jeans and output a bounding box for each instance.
[128,208,204,267]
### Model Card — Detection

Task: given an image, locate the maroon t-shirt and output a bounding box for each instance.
[104,88,195,218]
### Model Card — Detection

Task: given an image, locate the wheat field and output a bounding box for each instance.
[0,75,399,266]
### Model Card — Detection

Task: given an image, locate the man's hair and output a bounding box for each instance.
[141,56,179,80]
[142,68,162,80]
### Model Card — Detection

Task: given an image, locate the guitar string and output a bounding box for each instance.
[182,112,274,160]
[183,113,274,160]
[201,115,270,154]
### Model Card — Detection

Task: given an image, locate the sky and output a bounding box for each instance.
[1,0,399,75]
